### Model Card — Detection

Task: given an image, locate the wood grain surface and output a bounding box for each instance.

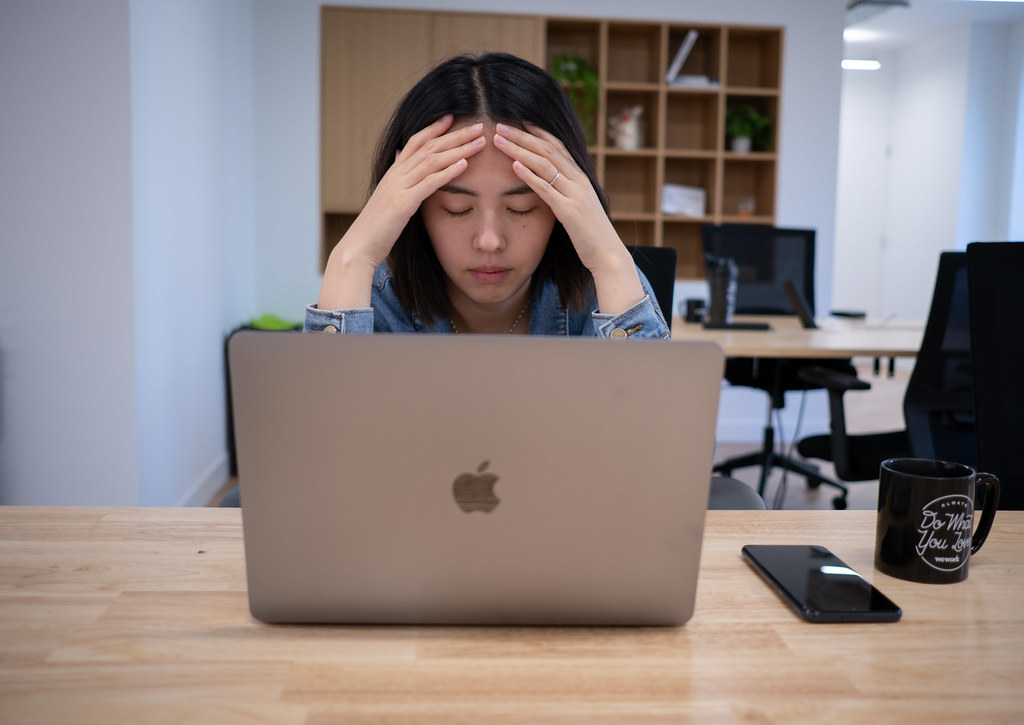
[671,315,924,359]
[1,507,1020,723]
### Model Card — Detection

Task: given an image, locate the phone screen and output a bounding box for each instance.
[742,544,902,623]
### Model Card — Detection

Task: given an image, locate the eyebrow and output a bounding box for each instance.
[437,183,534,197]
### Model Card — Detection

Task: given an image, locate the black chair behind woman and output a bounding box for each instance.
[797,252,976,502]
[627,245,676,323]
[702,224,856,506]
[967,242,1024,510]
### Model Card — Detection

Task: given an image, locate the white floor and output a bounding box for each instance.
[713,360,911,510]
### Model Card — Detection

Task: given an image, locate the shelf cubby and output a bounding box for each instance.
[546,20,600,70]
[725,28,781,90]
[663,157,716,220]
[604,155,659,216]
[662,222,705,279]
[722,158,776,221]
[666,25,722,84]
[665,90,720,151]
[725,94,779,152]
[607,23,663,84]
[613,219,657,247]
[605,89,660,150]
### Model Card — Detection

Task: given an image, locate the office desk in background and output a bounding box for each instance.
[671,315,924,359]
[1,507,1021,723]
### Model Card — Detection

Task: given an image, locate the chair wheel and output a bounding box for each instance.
[807,479,822,489]
[832,495,848,510]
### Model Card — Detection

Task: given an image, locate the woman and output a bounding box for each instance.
[306,52,669,339]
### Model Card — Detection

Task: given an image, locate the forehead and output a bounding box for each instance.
[448,120,523,190]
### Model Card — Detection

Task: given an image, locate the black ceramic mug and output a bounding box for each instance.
[875,458,1000,584]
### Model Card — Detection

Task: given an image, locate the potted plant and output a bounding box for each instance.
[550,54,599,145]
[725,105,772,153]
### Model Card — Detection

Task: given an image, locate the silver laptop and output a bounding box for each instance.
[228,331,724,626]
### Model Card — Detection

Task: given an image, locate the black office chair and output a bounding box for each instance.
[627,243,765,510]
[627,244,677,324]
[797,252,976,504]
[701,224,856,502]
[967,241,1024,510]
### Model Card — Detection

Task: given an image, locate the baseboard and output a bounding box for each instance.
[176,453,230,507]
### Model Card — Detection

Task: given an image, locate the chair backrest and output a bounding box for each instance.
[903,252,975,465]
[967,241,1024,510]
[701,224,816,315]
[628,245,677,323]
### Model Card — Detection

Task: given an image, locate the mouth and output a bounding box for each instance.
[470,267,511,284]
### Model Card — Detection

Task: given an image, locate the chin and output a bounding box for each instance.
[462,281,522,304]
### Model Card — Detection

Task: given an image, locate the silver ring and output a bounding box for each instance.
[549,171,561,186]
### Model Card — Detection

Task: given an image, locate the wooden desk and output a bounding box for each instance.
[671,315,924,359]
[1,507,1021,723]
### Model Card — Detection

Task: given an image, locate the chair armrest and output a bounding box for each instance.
[798,365,871,393]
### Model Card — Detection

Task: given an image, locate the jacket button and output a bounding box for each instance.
[610,328,627,339]
[322,324,338,334]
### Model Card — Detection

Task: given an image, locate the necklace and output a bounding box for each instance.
[449,298,531,335]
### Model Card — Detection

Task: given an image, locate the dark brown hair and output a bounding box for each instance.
[371,53,605,325]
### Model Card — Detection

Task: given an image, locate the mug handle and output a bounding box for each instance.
[971,472,1001,554]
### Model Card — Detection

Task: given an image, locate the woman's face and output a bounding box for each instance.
[421,121,555,310]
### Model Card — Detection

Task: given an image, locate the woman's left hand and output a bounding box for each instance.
[493,123,645,316]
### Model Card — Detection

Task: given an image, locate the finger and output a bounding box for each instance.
[400,132,485,189]
[403,114,455,153]
[494,124,576,187]
[495,134,566,196]
[497,122,573,167]
[390,125,484,191]
[522,122,566,149]
[421,157,469,194]
[400,118,483,163]
[509,159,565,209]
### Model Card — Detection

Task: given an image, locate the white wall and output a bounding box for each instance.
[885,26,970,319]
[0,0,139,505]
[833,52,897,319]
[131,0,256,506]
[958,24,1009,245]
[1008,22,1024,240]
[253,0,322,320]
[834,20,1024,322]
[0,0,255,506]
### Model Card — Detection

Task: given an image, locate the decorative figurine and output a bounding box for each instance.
[608,105,643,150]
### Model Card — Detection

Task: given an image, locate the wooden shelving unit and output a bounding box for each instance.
[545,19,782,278]
[320,9,783,280]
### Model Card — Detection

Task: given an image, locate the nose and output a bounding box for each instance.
[472,209,506,253]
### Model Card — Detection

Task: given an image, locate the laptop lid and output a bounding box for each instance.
[228,331,724,626]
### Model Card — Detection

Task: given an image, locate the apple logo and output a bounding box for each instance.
[452,460,500,513]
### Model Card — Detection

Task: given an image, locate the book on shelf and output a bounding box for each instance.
[661,183,706,218]
[666,29,698,84]
[669,75,718,88]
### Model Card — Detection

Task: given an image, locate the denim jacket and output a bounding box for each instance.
[304,261,670,339]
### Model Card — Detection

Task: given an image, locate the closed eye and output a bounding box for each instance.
[444,208,472,218]
[508,207,535,217]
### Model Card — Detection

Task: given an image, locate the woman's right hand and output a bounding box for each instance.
[318,116,485,310]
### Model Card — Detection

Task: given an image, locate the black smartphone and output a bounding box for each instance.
[741,544,902,623]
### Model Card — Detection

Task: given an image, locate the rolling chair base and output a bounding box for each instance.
[713,425,850,509]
